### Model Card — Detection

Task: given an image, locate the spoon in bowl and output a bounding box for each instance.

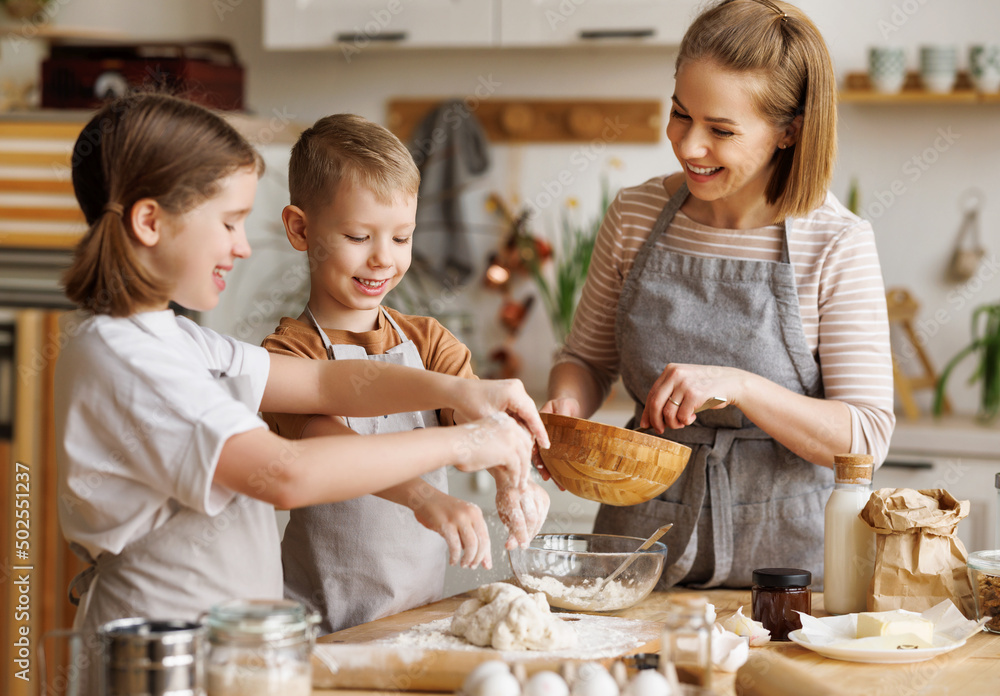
[589,523,673,597]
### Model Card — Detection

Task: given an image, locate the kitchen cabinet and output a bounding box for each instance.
[499,0,697,47]
[876,415,1000,553]
[263,0,495,50]
[263,0,700,50]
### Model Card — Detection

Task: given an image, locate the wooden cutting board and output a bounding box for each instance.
[312,594,661,692]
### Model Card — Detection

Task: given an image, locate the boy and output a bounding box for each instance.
[262,114,550,634]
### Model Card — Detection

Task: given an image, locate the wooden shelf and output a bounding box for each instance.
[388,98,662,144]
[840,71,1000,104]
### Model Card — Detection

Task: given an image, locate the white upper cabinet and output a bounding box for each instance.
[499,0,697,47]
[264,0,496,50]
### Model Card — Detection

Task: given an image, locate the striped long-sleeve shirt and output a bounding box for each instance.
[556,175,896,464]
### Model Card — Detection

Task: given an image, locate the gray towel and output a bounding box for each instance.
[409,99,491,286]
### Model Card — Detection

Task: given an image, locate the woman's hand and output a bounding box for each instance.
[451,379,550,451]
[641,363,746,433]
[411,488,492,569]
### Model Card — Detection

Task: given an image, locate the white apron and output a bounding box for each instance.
[69,323,282,690]
[280,306,448,634]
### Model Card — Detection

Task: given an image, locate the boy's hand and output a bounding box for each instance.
[451,379,550,452]
[412,488,492,570]
[493,477,551,549]
[453,412,533,487]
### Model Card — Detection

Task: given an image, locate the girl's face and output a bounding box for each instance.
[156,167,257,312]
[667,59,792,223]
[305,181,415,333]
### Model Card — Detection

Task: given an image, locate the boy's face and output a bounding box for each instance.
[304,181,416,331]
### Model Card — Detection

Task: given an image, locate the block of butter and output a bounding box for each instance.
[856,610,935,644]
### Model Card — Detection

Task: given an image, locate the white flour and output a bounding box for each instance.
[374,615,654,660]
[516,575,647,612]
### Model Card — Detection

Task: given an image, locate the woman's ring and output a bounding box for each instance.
[669,397,682,407]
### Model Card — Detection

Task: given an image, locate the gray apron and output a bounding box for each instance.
[69,323,282,691]
[280,306,448,634]
[596,183,834,589]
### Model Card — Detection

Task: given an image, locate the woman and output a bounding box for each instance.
[541,0,894,588]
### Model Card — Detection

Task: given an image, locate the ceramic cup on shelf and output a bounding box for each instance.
[920,44,959,93]
[970,44,1000,93]
[868,46,907,94]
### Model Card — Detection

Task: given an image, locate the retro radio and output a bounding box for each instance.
[41,40,244,111]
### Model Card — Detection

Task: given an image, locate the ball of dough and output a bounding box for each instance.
[450,583,577,651]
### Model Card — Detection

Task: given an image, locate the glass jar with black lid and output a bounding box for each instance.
[750,567,812,641]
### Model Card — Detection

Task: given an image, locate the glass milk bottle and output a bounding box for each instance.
[659,594,712,688]
[824,454,875,614]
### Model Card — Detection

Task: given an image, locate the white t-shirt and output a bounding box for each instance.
[55,310,270,561]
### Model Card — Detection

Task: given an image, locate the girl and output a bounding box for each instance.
[55,92,547,644]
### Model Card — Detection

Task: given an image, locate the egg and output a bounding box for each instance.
[465,669,522,696]
[463,661,515,696]
[623,670,674,696]
[522,671,569,696]
[571,663,619,696]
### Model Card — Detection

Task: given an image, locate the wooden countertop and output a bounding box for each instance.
[313,589,1000,696]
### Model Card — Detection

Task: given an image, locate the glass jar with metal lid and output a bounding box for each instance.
[205,599,318,696]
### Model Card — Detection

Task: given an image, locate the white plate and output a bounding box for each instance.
[787,630,966,664]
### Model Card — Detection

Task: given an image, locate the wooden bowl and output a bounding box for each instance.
[538,413,691,506]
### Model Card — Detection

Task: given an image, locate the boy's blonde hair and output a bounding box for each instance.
[288,114,419,213]
[678,0,837,220]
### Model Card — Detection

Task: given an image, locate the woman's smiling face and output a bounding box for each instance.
[667,58,793,221]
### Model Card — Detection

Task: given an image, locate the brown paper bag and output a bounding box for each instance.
[859,488,975,617]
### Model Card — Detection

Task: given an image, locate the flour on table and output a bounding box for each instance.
[516,575,646,612]
[376,611,653,659]
[451,583,577,651]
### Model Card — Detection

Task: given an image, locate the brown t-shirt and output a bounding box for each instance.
[261,306,475,439]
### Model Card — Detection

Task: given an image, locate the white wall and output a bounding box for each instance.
[6,0,1000,412]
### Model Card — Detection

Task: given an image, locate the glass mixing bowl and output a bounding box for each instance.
[508,533,667,612]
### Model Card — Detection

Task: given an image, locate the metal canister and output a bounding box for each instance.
[98,618,206,696]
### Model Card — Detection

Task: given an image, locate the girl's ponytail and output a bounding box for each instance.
[63,92,261,316]
[63,203,169,316]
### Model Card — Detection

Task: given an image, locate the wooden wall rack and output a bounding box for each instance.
[387,98,662,144]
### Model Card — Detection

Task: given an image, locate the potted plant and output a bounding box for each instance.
[518,178,614,345]
[933,302,1000,422]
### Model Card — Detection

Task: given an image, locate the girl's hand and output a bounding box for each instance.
[412,489,492,569]
[452,379,551,451]
[641,363,745,433]
[493,477,551,549]
[453,412,534,487]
